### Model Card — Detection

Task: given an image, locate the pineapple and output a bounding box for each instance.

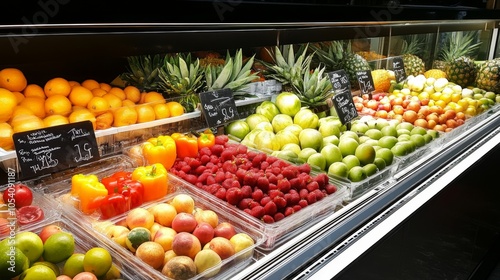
[120,54,164,92]
[438,31,482,87]
[204,49,260,99]
[400,36,426,76]
[475,58,500,93]
[291,64,333,110]
[311,40,371,90]
[259,44,313,91]
[158,53,204,112]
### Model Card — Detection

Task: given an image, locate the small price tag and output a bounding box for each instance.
[327,70,358,125]
[392,56,407,83]
[356,70,375,95]
[199,88,240,128]
[13,121,100,179]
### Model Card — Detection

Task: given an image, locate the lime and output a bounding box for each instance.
[19,264,56,280]
[376,148,394,166]
[15,231,44,264]
[62,253,85,278]
[362,163,378,177]
[42,232,75,264]
[83,247,112,277]
[373,157,387,171]
[328,162,349,179]
[31,261,60,276]
[0,246,29,279]
[102,263,121,280]
[347,166,367,182]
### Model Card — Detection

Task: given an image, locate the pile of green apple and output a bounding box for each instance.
[225,92,437,182]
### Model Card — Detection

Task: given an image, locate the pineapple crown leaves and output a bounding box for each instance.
[204,49,259,95]
[158,53,204,95]
[259,44,314,86]
[439,31,482,62]
[292,64,333,106]
[120,54,164,91]
[310,41,345,71]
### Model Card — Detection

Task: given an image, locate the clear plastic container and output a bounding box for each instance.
[87,185,266,280]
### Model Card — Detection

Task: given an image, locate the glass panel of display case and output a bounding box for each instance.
[387,33,436,74]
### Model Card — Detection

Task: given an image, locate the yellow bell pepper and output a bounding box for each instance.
[70,173,98,197]
[131,163,168,202]
[142,135,177,170]
[71,174,108,214]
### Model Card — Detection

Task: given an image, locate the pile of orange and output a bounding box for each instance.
[0,67,186,151]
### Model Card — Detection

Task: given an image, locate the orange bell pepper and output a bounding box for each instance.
[142,135,177,170]
[197,131,215,150]
[71,174,108,214]
[171,133,198,159]
[131,163,168,202]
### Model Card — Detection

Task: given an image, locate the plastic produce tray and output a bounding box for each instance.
[86,185,266,280]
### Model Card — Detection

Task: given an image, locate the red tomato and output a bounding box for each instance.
[38,224,62,243]
[16,205,44,225]
[2,184,33,209]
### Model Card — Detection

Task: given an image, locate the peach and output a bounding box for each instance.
[214,222,236,240]
[192,222,215,246]
[171,212,197,233]
[162,256,196,279]
[230,232,255,259]
[163,250,177,267]
[154,226,177,251]
[170,193,195,213]
[105,225,130,248]
[193,208,219,228]
[207,236,235,260]
[149,203,177,227]
[126,207,154,230]
[172,232,201,259]
[194,249,222,277]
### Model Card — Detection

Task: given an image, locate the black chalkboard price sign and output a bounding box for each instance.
[356,70,375,95]
[13,121,100,179]
[327,70,358,125]
[392,56,407,83]
[199,88,239,128]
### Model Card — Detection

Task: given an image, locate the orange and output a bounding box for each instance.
[102,93,122,109]
[10,106,34,120]
[124,86,141,103]
[0,123,14,150]
[11,114,45,133]
[68,80,81,88]
[139,92,148,104]
[91,88,108,97]
[69,86,94,107]
[153,103,171,119]
[0,68,27,92]
[95,111,113,130]
[108,87,126,101]
[19,96,46,119]
[99,82,112,92]
[166,101,184,117]
[135,104,155,123]
[69,108,96,130]
[45,95,72,116]
[43,114,69,127]
[13,91,24,104]
[44,77,71,97]
[122,99,136,107]
[81,79,100,91]
[113,106,137,127]
[87,96,110,116]
[0,88,20,122]
[23,84,46,99]
[143,91,165,105]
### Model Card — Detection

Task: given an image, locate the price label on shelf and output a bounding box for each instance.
[356,70,375,95]
[199,88,240,128]
[392,56,407,83]
[327,70,358,125]
[13,121,100,179]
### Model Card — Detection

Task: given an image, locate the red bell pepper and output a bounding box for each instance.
[98,193,128,220]
[119,179,145,209]
[99,171,145,217]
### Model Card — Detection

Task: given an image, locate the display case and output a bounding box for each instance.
[1,3,500,279]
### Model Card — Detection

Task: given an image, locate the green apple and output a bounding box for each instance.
[364,139,380,147]
[275,150,299,161]
[281,143,302,155]
[342,154,361,171]
[378,135,398,149]
[340,130,359,142]
[299,128,323,151]
[298,148,318,163]
[321,144,343,167]
[350,122,369,134]
[375,119,390,130]
[426,130,439,140]
[410,126,427,136]
[381,125,398,137]
[338,137,359,157]
[365,119,378,129]
[391,142,412,156]
[396,122,414,132]
[362,163,378,177]
[318,116,338,127]
[398,134,411,142]
[348,166,367,182]
[307,153,327,171]
[354,143,376,166]
[321,135,340,149]
[423,134,433,144]
[328,162,349,178]
[225,120,251,140]
[318,121,341,138]
[410,134,426,148]
[364,128,383,140]
[271,113,294,133]
[358,135,371,144]
[396,128,411,137]
[373,157,387,170]
[375,147,394,165]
